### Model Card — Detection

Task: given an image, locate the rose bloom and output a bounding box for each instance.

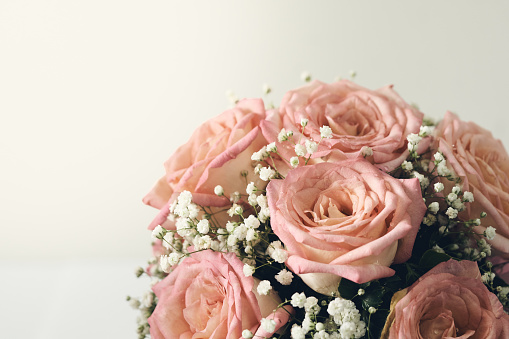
[384,259,509,338]
[261,80,425,172]
[143,99,268,230]
[434,112,509,258]
[149,250,292,339]
[266,159,426,295]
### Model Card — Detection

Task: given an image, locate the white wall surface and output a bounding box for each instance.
[1,1,509,336]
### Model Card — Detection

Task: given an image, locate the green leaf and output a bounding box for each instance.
[419,249,452,269]
[361,282,385,309]
[338,278,360,299]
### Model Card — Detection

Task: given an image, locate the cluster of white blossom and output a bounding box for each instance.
[288,293,366,339]
[127,284,157,339]
[148,174,278,275]
[254,119,334,174]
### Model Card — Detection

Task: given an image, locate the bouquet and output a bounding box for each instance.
[128,75,509,338]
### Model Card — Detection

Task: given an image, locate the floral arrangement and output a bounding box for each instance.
[128,75,509,338]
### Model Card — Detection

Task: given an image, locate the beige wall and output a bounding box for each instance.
[1,0,509,259]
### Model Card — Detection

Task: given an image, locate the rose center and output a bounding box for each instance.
[183,270,226,334]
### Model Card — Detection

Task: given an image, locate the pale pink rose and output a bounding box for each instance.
[387,259,509,338]
[434,112,509,259]
[143,99,268,230]
[148,250,292,339]
[266,159,426,294]
[261,80,425,172]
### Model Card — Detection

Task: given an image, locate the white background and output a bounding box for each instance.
[1,1,509,338]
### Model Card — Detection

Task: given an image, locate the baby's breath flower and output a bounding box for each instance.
[159,255,171,273]
[214,185,224,196]
[257,280,272,295]
[261,318,276,333]
[291,292,307,308]
[278,128,288,142]
[401,161,413,171]
[267,142,277,153]
[177,191,192,206]
[243,264,255,277]
[152,225,165,240]
[194,235,212,250]
[357,289,365,296]
[275,269,294,285]
[246,182,257,195]
[446,207,458,219]
[361,146,373,157]
[368,307,377,314]
[141,291,154,308]
[259,167,276,181]
[290,156,299,168]
[257,195,268,208]
[304,296,320,314]
[271,248,288,263]
[447,193,458,203]
[301,71,311,82]
[482,272,495,284]
[129,298,141,309]
[248,193,258,206]
[320,125,333,139]
[233,223,247,240]
[187,204,199,219]
[419,125,433,137]
[423,214,437,226]
[301,118,309,127]
[451,199,465,211]
[246,228,258,242]
[305,139,318,155]
[295,144,306,157]
[407,133,422,145]
[437,162,451,176]
[428,202,440,214]
[291,325,306,339]
[452,186,461,195]
[134,266,144,278]
[485,226,496,240]
[262,83,271,95]
[196,219,210,234]
[230,191,241,203]
[244,214,260,229]
[242,329,254,338]
[463,191,474,203]
[259,207,270,222]
[434,182,445,193]
[434,152,445,162]
[168,252,181,266]
[234,204,243,215]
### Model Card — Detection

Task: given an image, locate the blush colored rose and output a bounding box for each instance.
[434,112,509,259]
[385,259,509,338]
[143,99,268,230]
[266,159,426,295]
[148,250,292,339]
[261,80,425,172]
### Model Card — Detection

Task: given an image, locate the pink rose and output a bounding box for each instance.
[149,250,292,339]
[385,259,509,338]
[434,112,509,259]
[143,99,268,230]
[262,80,425,172]
[266,159,426,294]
